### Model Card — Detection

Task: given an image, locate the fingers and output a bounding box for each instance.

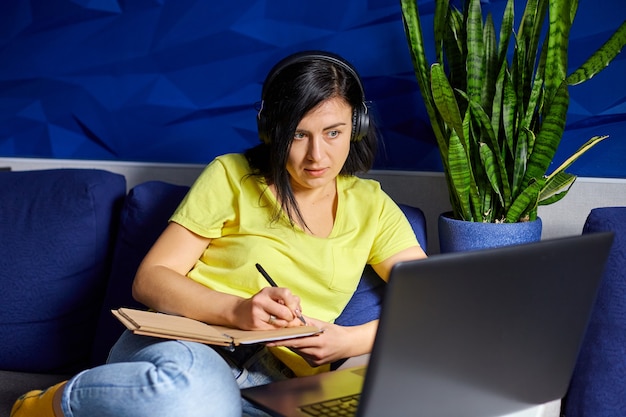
[268,332,330,368]
[266,319,324,348]
[260,287,304,326]
[263,310,301,328]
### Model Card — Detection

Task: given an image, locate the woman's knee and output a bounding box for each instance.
[158,342,242,416]
[67,337,241,417]
[131,340,242,416]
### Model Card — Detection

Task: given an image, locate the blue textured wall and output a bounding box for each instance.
[0,0,624,177]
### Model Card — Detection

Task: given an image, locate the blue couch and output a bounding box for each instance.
[562,207,626,416]
[0,168,427,415]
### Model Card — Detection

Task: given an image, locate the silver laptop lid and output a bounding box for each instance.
[359,232,613,417]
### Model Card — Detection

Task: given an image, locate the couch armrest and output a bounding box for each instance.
[563,207,626,416]
[0,169,126,373]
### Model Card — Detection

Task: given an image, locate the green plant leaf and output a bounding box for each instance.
[458,90,510,202]
[434,0,450,64]
[538,171,576,205]
[400,0,430,103]
[400,0,619,223]
[400,0,443,150]
[479,142,505,207]
[544,0,572,104]
[466,0,485,105]
[516,0,548,110]
[431,63,466,146]
[506,178,544,222]
[482,13,498,112]
[523,81,569,188]
[512,128,530,197]
[545,135,609,181]
[448,130,473,220]
[444,6,467,92]
[521,40,547,131]
[497,0,515,66]
[566,21,626,85]
[501,68,517,159]
[463,111,484,221]
[491,60,506,142]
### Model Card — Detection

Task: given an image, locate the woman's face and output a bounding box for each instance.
[286,96,353,194]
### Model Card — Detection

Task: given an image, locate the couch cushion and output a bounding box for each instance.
[564,207,626,416]
[91,181,189,365]
[0,169,126,373]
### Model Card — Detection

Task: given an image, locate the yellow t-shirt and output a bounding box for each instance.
[170,153,419,375]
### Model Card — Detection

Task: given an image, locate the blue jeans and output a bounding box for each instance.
[60,331,294,417]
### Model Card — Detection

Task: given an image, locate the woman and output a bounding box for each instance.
[11,50,426,417]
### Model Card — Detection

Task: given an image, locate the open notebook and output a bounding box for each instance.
[112,308,321,348]
[243,232,614,417]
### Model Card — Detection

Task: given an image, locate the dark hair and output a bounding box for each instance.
[245,52,378,228]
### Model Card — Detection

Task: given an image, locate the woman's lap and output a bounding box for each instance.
[60,331,292,417]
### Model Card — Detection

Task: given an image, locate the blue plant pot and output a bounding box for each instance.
[438,212,543,253]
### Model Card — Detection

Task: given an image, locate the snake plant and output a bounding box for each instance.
[400,0,626,222]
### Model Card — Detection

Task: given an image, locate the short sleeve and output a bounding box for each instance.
[170,155,243,238]
[368,192,419,265]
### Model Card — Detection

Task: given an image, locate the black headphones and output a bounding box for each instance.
[257,51,370,144]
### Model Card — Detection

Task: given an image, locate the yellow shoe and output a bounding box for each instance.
[10,381,65,417]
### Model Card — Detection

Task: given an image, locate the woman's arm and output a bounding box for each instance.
[371,245,427,281]
[269,245,427,366]
[132,222,240,324]
[132,222,304,329]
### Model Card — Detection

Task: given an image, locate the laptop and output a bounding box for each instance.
[242,232,614,417]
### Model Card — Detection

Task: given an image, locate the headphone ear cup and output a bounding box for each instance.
[351,102,370,142]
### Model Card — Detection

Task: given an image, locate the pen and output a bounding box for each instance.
[255,263,307,325]
[255,262,278,287]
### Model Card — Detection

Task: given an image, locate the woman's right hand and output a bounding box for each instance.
[234,287,305,330]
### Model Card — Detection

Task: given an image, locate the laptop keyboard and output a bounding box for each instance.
[300,393,360,416]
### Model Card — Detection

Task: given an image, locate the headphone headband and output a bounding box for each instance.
[257,50,370,143]
[261,51,366,102]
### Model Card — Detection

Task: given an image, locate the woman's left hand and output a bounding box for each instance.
[266,317,375,367]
